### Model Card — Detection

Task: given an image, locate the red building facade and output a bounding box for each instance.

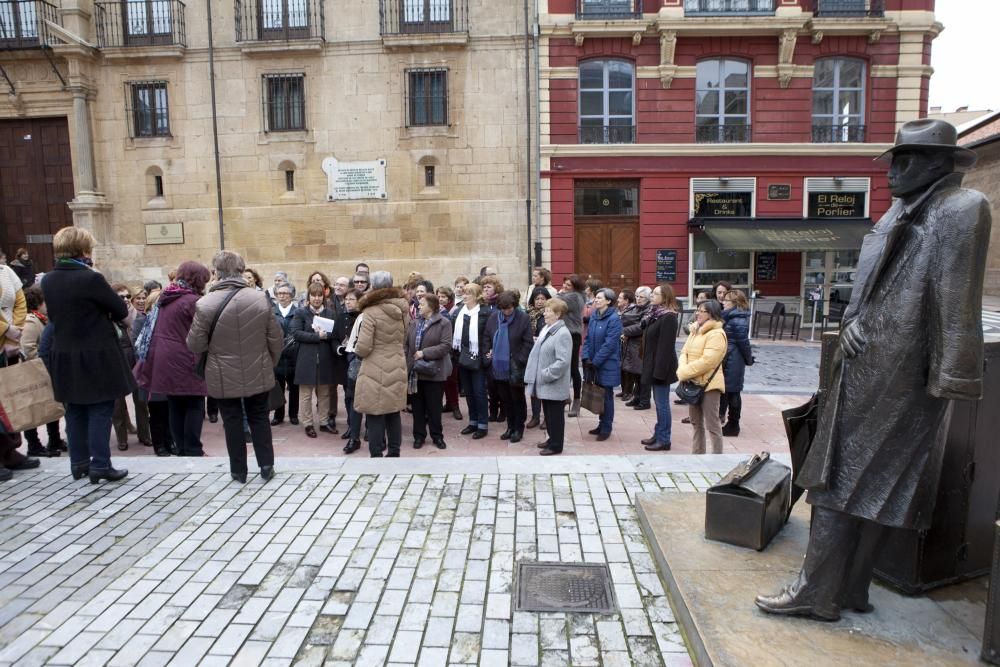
[539,0,938,324]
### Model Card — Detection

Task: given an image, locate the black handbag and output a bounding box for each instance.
[458,346,481,371]
[413,357,439,378]
[674,361,723,406]
[347,354,362,382]
[281,333,298,359]
[509,359,526,386]
[193,288,240,379]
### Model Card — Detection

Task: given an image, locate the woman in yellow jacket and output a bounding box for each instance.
[676,300,728,454]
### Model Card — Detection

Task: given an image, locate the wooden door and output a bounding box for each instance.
[574,220,639,292]
[0,117,75,273]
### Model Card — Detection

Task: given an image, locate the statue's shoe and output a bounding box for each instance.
[754,589,840,622]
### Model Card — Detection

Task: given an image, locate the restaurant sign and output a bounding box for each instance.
[694,192,752,218]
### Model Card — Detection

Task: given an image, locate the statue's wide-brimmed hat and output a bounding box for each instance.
[876,118,978,168]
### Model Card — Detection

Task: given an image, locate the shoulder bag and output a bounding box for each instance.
[674,360,723,406]
[193,288,240,379]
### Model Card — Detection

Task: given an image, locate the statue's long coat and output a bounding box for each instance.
[799,172,992,530]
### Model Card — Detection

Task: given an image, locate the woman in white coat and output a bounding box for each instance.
[525,299,572,456]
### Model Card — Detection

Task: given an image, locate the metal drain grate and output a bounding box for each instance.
[514,562,618,613]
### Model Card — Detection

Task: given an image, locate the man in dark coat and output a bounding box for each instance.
[757,119,992,622]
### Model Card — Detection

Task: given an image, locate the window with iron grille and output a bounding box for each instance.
[812,58,866,143]
[263,73,306,132]
[407,68,448,127]
[127,81,171,138]
[695,59,751,143]
[578,59,635,144]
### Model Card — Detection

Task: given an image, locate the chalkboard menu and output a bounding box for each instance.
[755,252,778,281]
[694,191,752,217]
[808,192,866,218]
[656,249,677,282]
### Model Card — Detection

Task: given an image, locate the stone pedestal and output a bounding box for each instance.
[636,493,986,666]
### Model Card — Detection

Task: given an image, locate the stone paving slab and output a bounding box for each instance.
[0,458,765,666]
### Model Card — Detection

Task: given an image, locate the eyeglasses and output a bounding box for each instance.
[120,294,131,300]
[277,292,292,297]
[353,280,368,285]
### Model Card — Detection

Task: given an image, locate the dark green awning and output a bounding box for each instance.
[691,218,874,252]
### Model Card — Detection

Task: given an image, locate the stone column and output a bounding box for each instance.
[70,87,98,195]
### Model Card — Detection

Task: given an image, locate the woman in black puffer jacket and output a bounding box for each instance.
[720,289,753,437]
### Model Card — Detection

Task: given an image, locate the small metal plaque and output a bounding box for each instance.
[515,562,617,613]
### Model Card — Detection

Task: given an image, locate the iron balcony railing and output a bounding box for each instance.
[0,0,59,49]
[696,123,752,143]
[813,0,884,17]
[576,0,642,20]
[235,0,324,42]
[380,0,468,36]
[684,0,774,15]
[579,125,636,144]
[95,0,187,48]
[812,124,866,143]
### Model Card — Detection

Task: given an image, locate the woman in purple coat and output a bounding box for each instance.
[135,262,211,456]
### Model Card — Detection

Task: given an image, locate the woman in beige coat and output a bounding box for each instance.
[676,299,728,454]
[354,271,410,458]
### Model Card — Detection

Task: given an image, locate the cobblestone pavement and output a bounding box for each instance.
[0,455,775,666]
[742,342,820,395]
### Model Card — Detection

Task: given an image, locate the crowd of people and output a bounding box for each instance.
[0,230,756,483]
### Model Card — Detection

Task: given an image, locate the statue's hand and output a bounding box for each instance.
[840,320,866,359]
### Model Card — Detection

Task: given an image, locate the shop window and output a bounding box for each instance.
[812,58,866,143]
[263,73,306,132]
[578,59,635,144]
[127,80,170,138]
[574,181,639,217]
[695,59,750,143]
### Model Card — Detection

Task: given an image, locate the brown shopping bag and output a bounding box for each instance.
[581,381,605,416]
[0,358,65,433]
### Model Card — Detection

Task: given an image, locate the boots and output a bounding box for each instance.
[567,398,581,418]
[25,433,48,458]
[722,420,741,437]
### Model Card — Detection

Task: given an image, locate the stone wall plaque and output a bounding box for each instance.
[767,184,791,200]
[322,157,387,201]
[145,223,184,245]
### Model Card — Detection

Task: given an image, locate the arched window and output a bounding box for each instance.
[695,58,751,143]
[812,58,866,142]
[578,59,635,144]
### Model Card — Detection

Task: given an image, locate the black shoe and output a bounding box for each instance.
[489,412,500,422]
[343,439,361,454]
[625,398,639,407]
[8,456,40,470]
[320,424,338,435]
[509,431,522,444]
[641,436,657,446]
[0,466,11,482]
[70,462,89,480]
[536,440,550,449]
[615,391,626,398]
[289,417,299,425]
[460,425,477,435]
[386,450,400,458]
[472,430,488,440]
[154,445,171,457]
[341,431,350,440]
[270,417,283,426]
[433,438,447,450]
[500,430,512,441]
[633,403,650,411]
[46,444,62,458]
[89,467,128,484]
[26,442,48,458]
[305,426,317,438]
[644,442,672,452]
[413,439,425,449]
[452,406,463,420]
[208,414,218,424]
[260,466,275,482]
[596,433,610,442]
[673,399,685,405]
[525,417,540,429]
[722,421,741,437]
[57,439,68,452]
[539,447,561,456]
[231,472,247,484]
[587,427,601,435]
[681,417,691,424]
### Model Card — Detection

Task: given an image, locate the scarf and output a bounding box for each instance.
[415,316,428,349]
[135,302,159,361]
[31,310,47,325]
[643,304,668,326]
[56,256,93,268]
[452,304,480,355]
[278,302,294,318]
[491,311,512,381]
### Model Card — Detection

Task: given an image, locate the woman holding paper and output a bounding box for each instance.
[291,284,336,438]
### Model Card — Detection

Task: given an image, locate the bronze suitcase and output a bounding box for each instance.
[705,453,790,551]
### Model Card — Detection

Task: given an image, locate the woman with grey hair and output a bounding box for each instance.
[617,288,644,403]
[353,271,410,457]
[581,287,622,441]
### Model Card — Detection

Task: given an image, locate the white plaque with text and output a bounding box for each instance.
[322,157,387,201]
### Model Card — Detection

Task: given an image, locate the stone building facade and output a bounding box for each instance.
[0,0,536,288]
[959,112,1000,297]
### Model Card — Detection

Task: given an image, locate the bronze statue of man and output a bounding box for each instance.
[756,119,993,622]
